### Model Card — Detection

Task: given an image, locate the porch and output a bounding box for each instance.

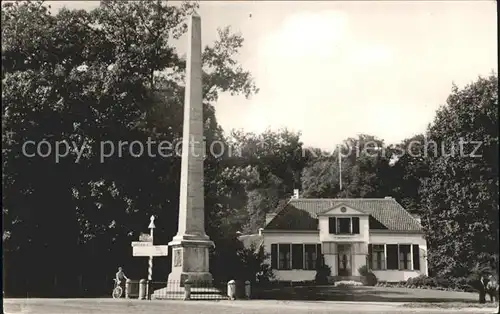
[322,242,368,277]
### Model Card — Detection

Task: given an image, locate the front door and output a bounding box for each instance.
[337,244,352,276]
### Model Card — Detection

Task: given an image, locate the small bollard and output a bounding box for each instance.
[244,280,251,299]
[184,279,192,300]
[138,279,147,300]
[227,280,236,300]
[125,279,132,299]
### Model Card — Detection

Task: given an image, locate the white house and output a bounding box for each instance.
[242,192,428,283]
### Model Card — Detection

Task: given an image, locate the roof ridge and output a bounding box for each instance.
[264,198,292,227]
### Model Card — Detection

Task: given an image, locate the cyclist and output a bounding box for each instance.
[115,267,128,291]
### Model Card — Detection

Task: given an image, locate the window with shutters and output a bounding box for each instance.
[399,244,411,270]
[330,217,360,235]
[384,244,414,270]
[304,244,317,270]
[278,244,291,270]
[370,244,385,270]
[271,243,322,270]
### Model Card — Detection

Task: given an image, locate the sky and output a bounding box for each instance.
[45,1,497,151]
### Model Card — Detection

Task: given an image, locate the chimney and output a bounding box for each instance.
[265,213,277,225]
[292,189,300,199]
[412,214,421,224]
[384,196,393,199]
[258,228,264,236]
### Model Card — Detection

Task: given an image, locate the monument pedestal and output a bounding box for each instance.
[167,237,214,286]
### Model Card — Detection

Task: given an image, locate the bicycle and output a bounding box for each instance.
[112,279,124,299]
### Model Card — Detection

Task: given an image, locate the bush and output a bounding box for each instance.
[424,276,437,287]
[376,280,387,287]
[435,277,451,288]
[406,274,428,288]
[238,243,275,284]
[358,265,378,286]
[314,254,331,285]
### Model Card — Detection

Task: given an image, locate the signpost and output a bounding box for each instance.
[132,245,168,257]
[131,215,169,300]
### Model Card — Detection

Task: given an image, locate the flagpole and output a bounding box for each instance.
[338,145,342,191]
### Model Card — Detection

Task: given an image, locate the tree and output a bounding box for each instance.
[301,134,392,199]
[221,129,307,233]
[419,74,498,278]
[2,0,258,296]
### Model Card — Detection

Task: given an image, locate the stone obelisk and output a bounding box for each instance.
[167,12,214,286]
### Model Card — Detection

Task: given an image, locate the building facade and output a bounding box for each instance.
[247,195,428,283]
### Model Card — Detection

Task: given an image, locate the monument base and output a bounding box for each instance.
[167,272,214,287]
[167,236,214,287]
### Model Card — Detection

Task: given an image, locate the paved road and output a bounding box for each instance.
[3,299,497,314]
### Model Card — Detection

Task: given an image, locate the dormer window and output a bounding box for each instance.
[328,217,360,234]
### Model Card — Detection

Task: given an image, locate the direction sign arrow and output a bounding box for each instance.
[132,245,169,257]
[148,215,156,229]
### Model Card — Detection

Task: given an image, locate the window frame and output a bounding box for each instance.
[371,244,386,270]
[328,216,361,235]
[303,243,318,270]
[337,217,352,234]
[398,244,411,270]
[272,243,320,270]
[372,243,415,271]
[278,243,292,270]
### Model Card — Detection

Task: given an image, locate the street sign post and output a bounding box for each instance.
[131,215,169,299]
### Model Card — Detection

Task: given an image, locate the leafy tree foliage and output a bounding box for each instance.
[2,0,257,296]
[419,75,498,278]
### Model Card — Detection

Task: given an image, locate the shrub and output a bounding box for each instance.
[237,243,275,284]
[314,254,331,285]
[407,274,428,288]
[424,276,437,287]
[315,264,331,284]
[435,277,451,288]
[358,265,378,286]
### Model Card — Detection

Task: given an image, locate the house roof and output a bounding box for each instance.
[265,198,422,232]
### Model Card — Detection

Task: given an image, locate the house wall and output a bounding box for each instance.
[262,232,320,282]
[262,231,428,283]
[369,232,428,282]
